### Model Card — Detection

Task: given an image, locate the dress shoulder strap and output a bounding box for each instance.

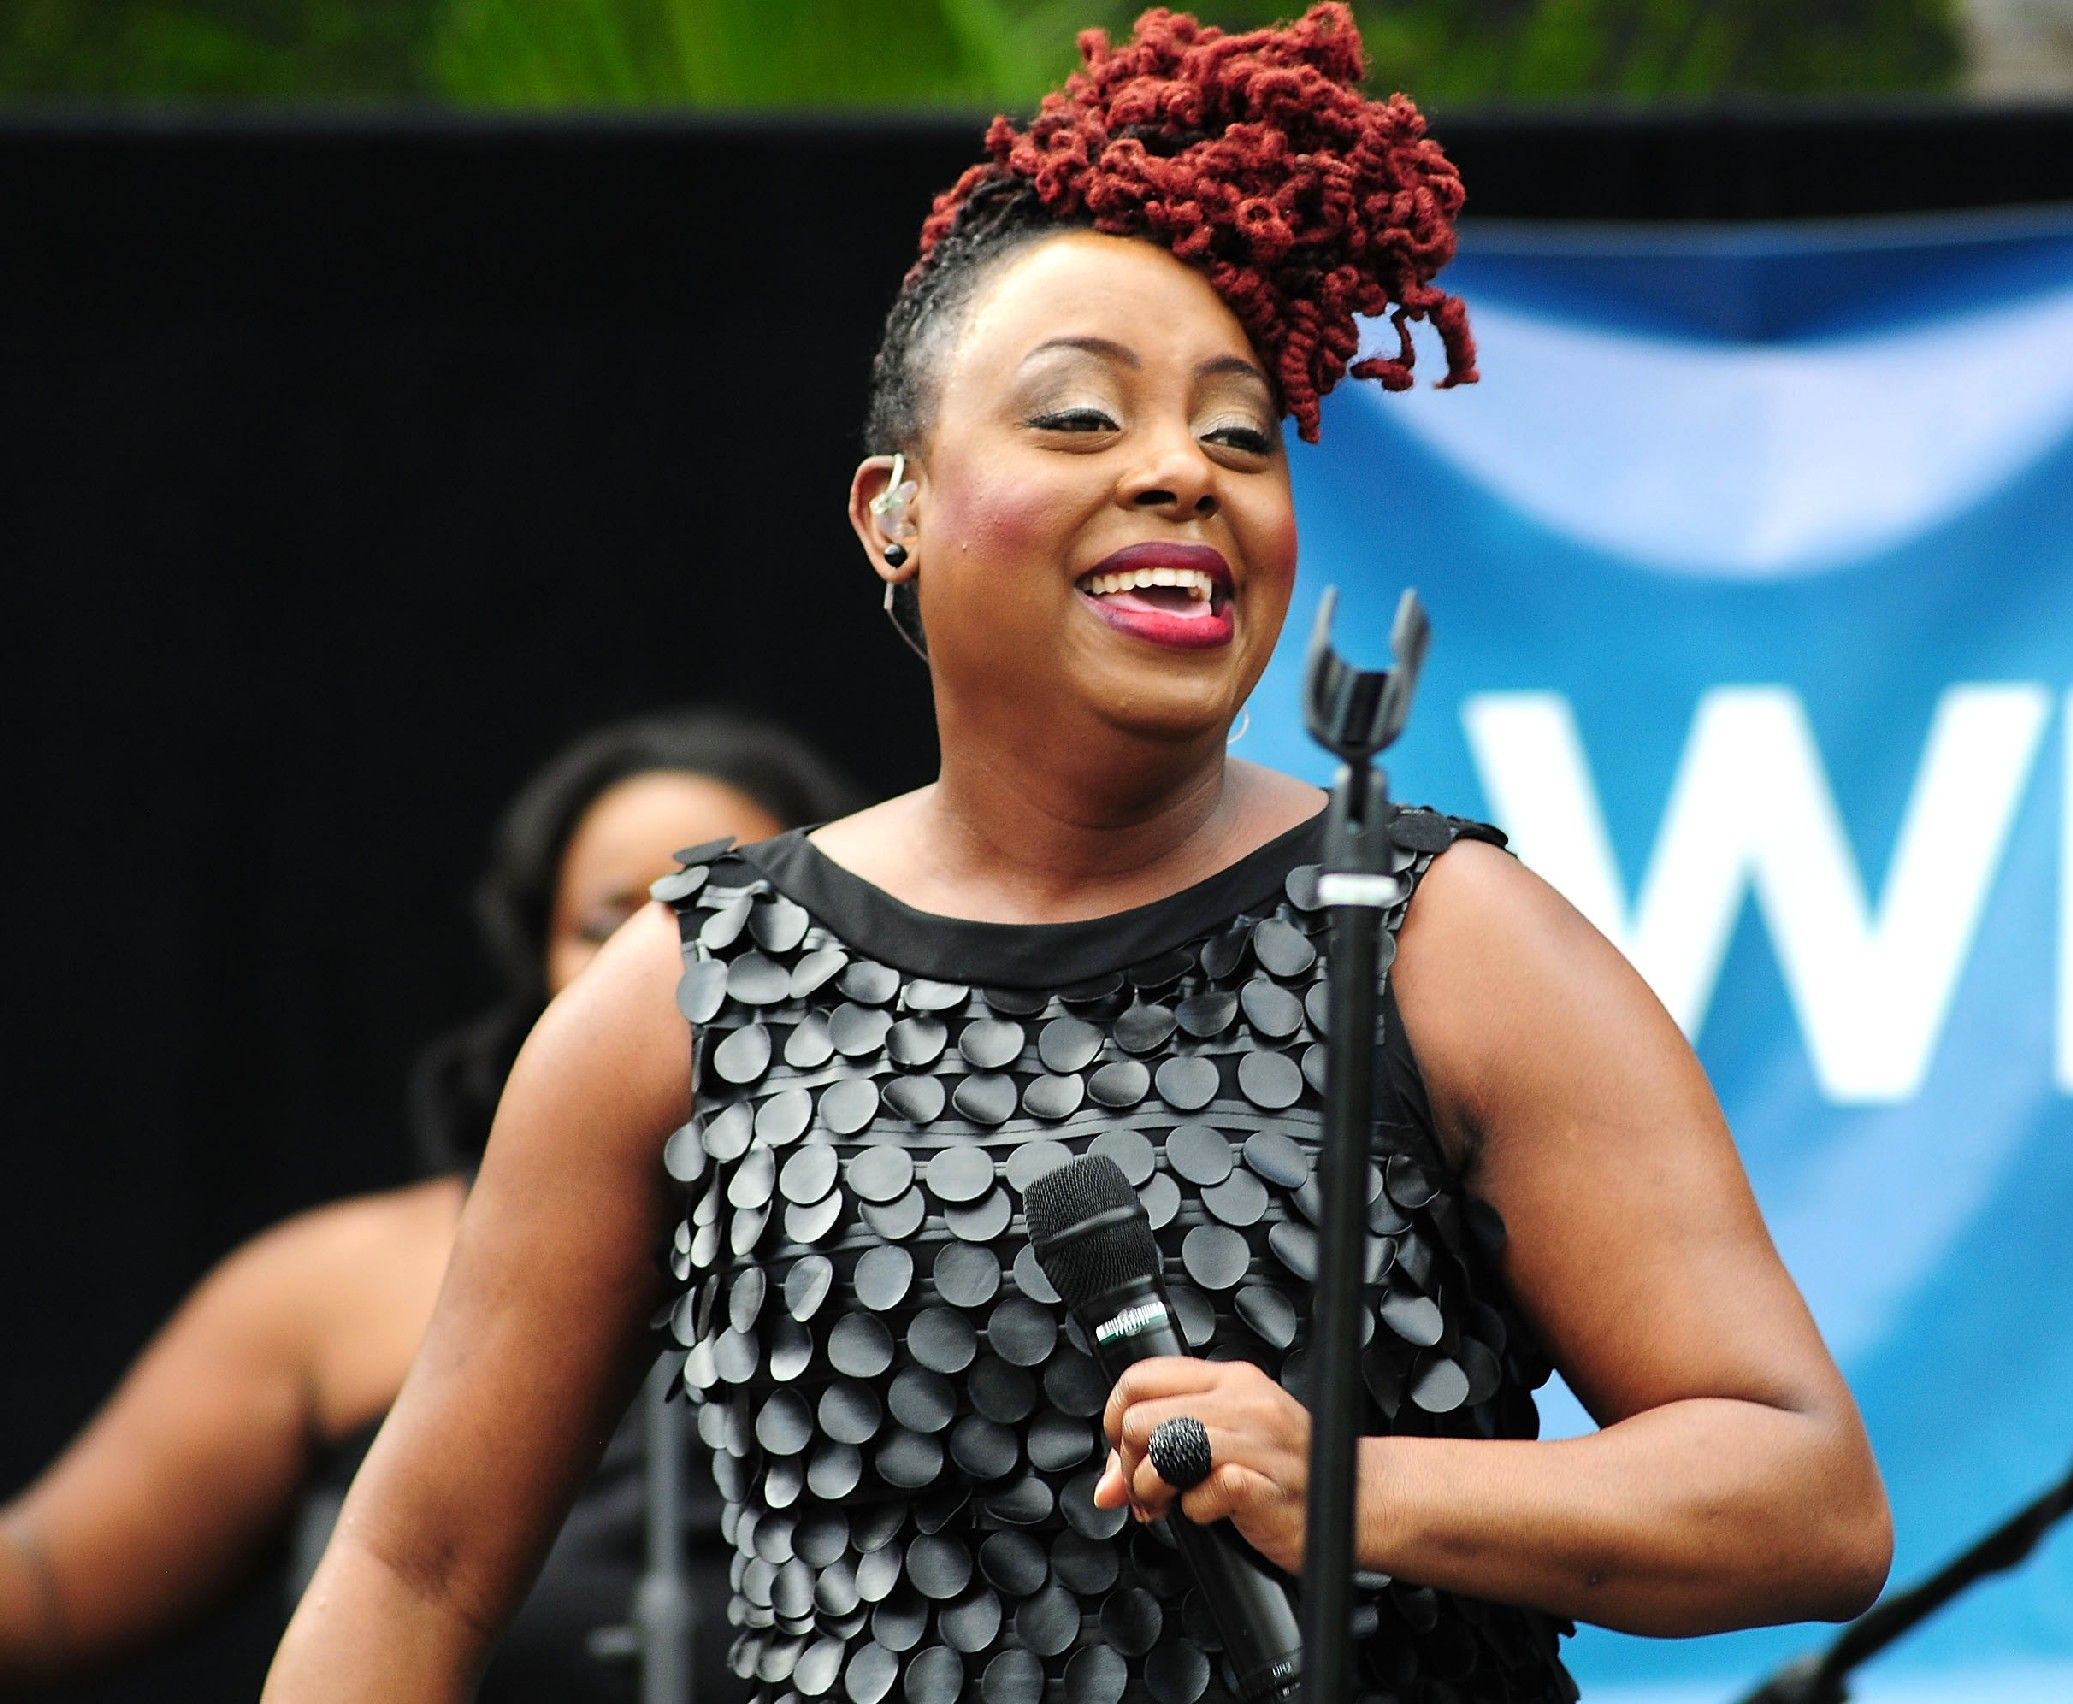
[1387,805,1508,859]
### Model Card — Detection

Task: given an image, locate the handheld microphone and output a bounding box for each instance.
[1025,1155,1303,1703]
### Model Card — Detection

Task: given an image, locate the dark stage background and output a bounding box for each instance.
[2,105,2068,1700]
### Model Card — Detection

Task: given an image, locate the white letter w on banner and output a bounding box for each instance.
[1464,685,2050,1104]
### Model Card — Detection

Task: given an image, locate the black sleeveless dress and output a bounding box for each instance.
[657,810,1579,1704]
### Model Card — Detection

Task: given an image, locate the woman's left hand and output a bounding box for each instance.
[1093,1357,1313,1573]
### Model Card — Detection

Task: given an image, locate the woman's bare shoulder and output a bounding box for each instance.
[184,1177,461,1336]
[518,898,693,1109]
[1391,836,1688,1168]
[250,1177,465,1270]
[476,898,695,1202]
[1396,836,1599,965]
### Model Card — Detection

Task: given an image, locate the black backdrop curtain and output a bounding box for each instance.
[1,107,2067,1701]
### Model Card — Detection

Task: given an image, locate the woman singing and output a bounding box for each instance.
[266,9,1891,1701]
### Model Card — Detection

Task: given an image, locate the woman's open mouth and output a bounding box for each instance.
[1073,543,1235,651]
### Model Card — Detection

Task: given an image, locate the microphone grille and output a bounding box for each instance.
[1025,1154,1162,1311]
[1023,1151,1135,1238]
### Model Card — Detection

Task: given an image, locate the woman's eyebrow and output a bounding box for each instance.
[1019,334,1138,369]
[1198,353,1271,388]
[1018,339,1269,391]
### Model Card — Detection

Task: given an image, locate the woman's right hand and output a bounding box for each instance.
[263,901,692,1701]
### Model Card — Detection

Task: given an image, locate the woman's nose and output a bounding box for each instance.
[1118,435,1220,521]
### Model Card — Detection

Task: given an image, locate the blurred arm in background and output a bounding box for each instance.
[0,1178,462,1690]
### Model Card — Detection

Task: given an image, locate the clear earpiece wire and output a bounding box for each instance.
[883,581,930,663]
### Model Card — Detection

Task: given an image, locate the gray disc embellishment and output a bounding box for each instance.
[1146,1416,1213,1493]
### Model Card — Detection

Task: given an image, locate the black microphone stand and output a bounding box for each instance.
[635,1360,696,1704]
[1734,1457,2073,1704]
[590,1359,697,1699]
[1298,587,1430,1704]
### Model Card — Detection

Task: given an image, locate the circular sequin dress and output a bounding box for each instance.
[657,810,1580,1704]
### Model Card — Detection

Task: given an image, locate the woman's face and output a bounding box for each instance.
[546,771,785,995]
[868,231,1300,749]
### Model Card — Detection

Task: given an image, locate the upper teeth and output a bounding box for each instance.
[1080,566,1215,600]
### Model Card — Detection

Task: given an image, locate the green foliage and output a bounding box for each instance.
[432,0,1118,110]
[430,0,1962,108]
[1393,0,1968,104]
[0,0,1963,108]
[0,0,434,100]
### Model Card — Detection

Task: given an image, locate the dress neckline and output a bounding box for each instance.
[735,810,1327,988]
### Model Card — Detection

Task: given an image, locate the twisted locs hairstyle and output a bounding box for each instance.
[864,2,1475,458]
[408,709,863,1172]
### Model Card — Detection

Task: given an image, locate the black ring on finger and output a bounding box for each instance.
[1147,1415,1213,1492]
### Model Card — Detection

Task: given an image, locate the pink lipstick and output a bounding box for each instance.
[1074,542,1235,651]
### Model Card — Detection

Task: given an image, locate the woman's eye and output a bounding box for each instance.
[1029,407,1119,432]
[1205,424,1274,454]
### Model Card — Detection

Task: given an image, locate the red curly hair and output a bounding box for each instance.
[914,3,1476,443]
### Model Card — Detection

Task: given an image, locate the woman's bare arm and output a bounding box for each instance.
[0,1181,457,1690]
[265,903,690,1700]
[1362,840,1892,1633]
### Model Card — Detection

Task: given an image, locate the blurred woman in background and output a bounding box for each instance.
[0,708,858,1701]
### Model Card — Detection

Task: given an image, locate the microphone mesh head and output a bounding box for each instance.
[1024,1154,1161,1311]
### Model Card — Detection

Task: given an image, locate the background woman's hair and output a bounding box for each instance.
[408,707,862,1171]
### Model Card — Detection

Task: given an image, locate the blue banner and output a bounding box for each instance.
[1251,206,2073,1702]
